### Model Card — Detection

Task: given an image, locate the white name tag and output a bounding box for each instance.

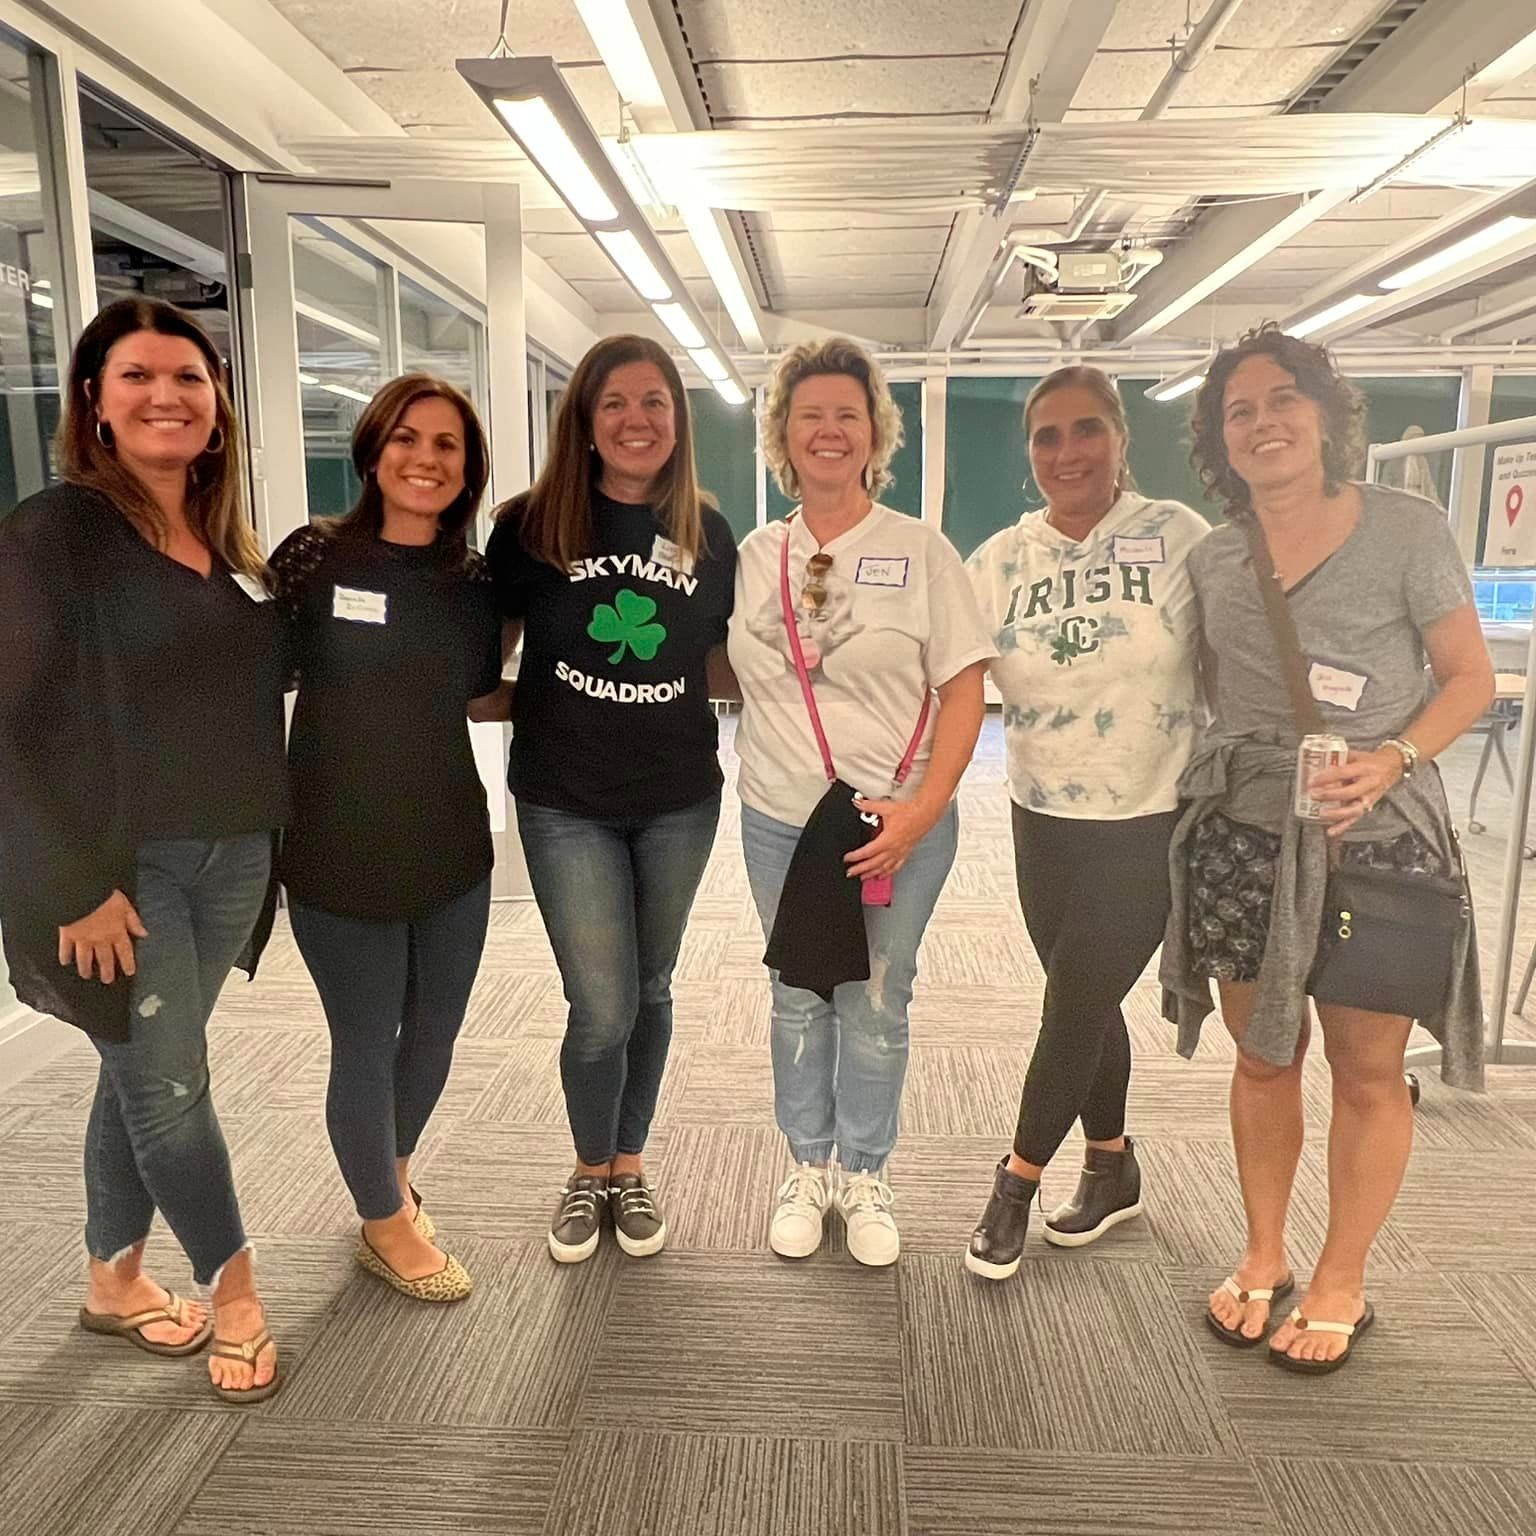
[650,534,694,575]
[855,556,909,588]
[333,585,388,624]
[1111,535,1165,565]
[232,573,271,603]
[1308,661,1368,712]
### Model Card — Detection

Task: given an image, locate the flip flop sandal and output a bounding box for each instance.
[1268,1301,1375,1376]
[78,1292,214,1358]
[1204,1274,1295,1348]
[208,1327,283,1404]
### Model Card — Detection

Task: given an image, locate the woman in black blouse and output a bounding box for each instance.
[0,299,288,1402]
[270,374,502,1304]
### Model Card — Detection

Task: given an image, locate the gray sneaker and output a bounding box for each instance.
[609,1173,667,1257]
[549,1175,607,1264]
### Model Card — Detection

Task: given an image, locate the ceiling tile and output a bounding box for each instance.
[697,57,995,123]
[673,0,1019,61]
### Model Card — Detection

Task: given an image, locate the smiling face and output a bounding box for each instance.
[93,330,218,476]
[1220,354,1329,497]
[786,373,874,500]
[1027,383,1125,524]
[591,360,677,497]
[373,394,468,537]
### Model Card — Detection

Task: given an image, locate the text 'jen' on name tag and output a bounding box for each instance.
[855,556,909,587]
[333,585,388,624]
[1110,535,1165,565]
[1308,660,1368,711]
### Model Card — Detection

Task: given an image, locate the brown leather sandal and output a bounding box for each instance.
[78,1292,213,1357]
[208,1327,283,1403]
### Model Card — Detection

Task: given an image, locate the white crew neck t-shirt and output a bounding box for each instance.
[729,504,995,828]
[967,492,1209,820]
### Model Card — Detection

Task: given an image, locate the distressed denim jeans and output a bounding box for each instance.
[741,801,958,1172]
[84,833,270,1285]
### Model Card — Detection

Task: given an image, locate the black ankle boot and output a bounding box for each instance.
[1043,1136,1143,1248]
[964,1159,1039,1281]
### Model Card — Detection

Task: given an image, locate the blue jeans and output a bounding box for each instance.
[84,834,271,1285]
[741,801,958,1172]
[290,877,491,1220]
[518,793,720,1165]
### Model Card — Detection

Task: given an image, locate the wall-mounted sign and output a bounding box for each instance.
[1487,442,1536,567]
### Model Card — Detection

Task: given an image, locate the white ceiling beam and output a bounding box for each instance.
[1107,3,1536,344]
[925,0,1118,351]
[1440,279,1536,342]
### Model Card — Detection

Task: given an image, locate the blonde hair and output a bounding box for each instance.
[59,297,263,579]
[762,336,905,501]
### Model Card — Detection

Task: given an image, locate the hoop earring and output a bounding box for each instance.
[204,425,225,455]
[95,418,114,449]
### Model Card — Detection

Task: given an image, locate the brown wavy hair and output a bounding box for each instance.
[1190,322,1367,518]
[59,297,263,577]
[333,373,488,550]
[503,334,711,570]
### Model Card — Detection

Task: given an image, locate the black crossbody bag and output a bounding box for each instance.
[1243,520,1469,1019]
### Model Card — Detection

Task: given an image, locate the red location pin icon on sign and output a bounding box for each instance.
[1509,483,1525,527]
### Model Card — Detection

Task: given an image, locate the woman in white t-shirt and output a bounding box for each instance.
[963,366,1209,1281]
[728,337,993,1267]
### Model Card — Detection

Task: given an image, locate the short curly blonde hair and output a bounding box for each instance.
[762,336,905,501]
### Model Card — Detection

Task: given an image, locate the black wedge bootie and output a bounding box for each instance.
[964,1159,1039,1281]
[1043,1135,1143,1248]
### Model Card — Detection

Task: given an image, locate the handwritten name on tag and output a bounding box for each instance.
[1110,535,1165,565]
[1308,661,1368,712]
[333,586,388,624]
[855,556,909,587]
[650,534,694,575]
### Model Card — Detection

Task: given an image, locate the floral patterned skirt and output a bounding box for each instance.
[1186,810,1447,983]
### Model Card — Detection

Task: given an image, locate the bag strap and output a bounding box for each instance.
[1241,517,1327,738]
[778,519,933,789]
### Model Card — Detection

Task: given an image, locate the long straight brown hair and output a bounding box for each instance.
[57,297,264,577]
[332,372,489,552]
[507,334,712,570]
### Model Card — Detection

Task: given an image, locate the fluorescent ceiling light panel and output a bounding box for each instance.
[1285,292,1377,339]
[572,0,668,112]
[494,96,617,223]
[298,371,320,385]
[1148,374,1205,403]
[322,383,373,404]
[714,379,749,406]
[595,229,672,302]
[1380,215,1536,291]
[678,202,761,349]
[653,301,706,350]
[689,347,728,382]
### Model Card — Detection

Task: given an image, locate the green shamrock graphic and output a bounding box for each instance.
[1049,632,1084,666]
[588,588,668,663]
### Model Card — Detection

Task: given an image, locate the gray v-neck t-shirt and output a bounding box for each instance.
[1190,483,1474,749]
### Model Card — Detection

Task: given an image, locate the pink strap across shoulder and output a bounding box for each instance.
[777,519,932,789]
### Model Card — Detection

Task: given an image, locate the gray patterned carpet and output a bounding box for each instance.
[4,716,1536,1535]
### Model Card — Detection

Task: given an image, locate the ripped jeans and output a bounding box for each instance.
[741,801,958,1173]
[84,834,270,1285]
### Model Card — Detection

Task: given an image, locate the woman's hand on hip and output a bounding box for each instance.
[58,890,148,985]
[845,795,941,880]
[1308,747,1405,838]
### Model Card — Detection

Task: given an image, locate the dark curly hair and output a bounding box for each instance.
[1189,322,1367,518]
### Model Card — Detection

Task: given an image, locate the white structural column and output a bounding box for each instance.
[484,184,531,506]
[1108,6,1536,344]
[921,375,947,529]
[1450,366,1494,563]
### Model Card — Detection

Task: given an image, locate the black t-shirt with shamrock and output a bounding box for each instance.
[486,489,737,818]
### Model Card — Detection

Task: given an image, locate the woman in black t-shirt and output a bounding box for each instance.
[271,375,504,1306]
[487,335,737,1265]
[0,299,287,1402]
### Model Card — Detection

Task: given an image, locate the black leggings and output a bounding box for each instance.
[1011,803,1179,1168]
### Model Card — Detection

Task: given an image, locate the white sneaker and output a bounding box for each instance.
[769,1164,830,1258]
[837,1170,900,1267]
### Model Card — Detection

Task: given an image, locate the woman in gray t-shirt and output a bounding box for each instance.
[1160,325,1493,1375]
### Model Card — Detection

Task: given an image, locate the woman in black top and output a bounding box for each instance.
[0,299,288,1402]
[271,374,502,1304]
[487,335,737,1264]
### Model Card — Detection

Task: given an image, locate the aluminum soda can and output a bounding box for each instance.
[1294,733,1349,820]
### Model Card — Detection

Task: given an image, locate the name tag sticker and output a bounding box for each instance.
[232,573,271,603]
[855,556,909,588]
[1308,661,1368,712]
[1111,535,1165,565]
[333,585,388,624]
[650,534,694,575]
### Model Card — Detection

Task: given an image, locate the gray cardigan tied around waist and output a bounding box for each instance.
[1158,727,1485,1091]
